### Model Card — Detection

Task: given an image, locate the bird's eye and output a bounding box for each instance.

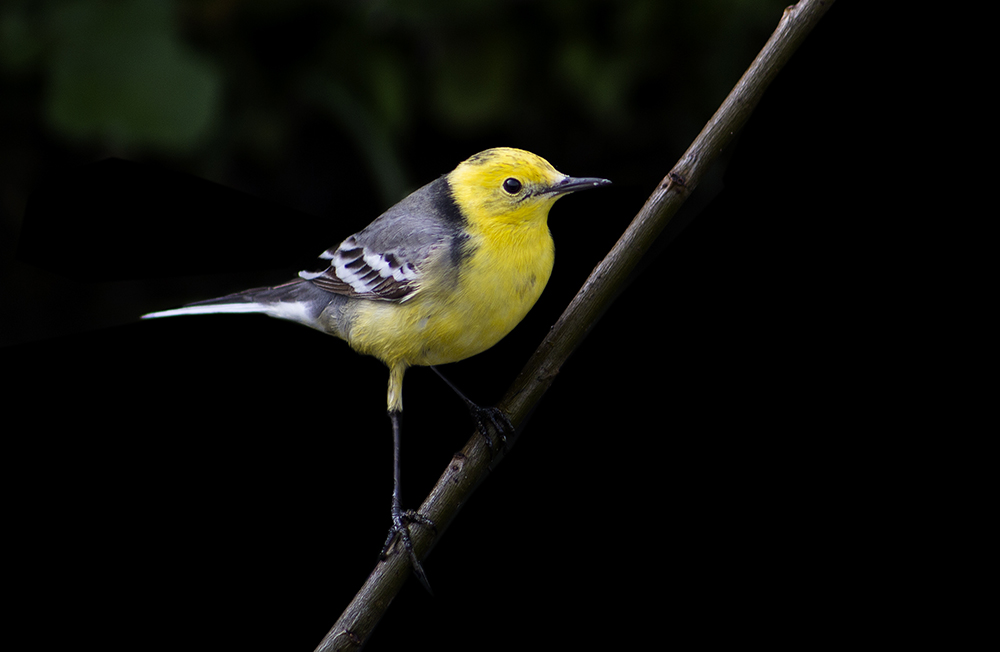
[502,177,522,194]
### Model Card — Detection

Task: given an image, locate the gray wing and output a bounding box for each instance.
[298,176,465,302]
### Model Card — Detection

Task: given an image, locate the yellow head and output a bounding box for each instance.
[447,147,610,227]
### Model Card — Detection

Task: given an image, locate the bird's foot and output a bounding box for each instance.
[468,403,515,454]
[427,366,514,454]
[380,507,436,593]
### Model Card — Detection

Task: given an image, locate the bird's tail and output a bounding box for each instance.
[142,279,333,328]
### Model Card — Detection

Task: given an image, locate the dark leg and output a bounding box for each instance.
[429,366,515,451]
[379,409,434,593]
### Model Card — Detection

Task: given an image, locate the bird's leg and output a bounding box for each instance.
[429,366,515,452]
[379,409,435,593]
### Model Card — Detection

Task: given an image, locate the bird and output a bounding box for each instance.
[142,147,610,591]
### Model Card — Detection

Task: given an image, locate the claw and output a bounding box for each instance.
[380,509,436,594]
[468,403,514,453]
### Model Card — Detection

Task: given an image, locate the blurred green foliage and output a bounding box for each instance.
[44,0,219,153]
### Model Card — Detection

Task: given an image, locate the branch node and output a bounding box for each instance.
[663,171,688,192]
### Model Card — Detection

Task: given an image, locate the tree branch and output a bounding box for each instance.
[313,1,834,649]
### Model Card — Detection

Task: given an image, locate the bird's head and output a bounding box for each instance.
[447,147,610,227]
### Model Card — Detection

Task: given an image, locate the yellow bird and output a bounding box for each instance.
[143,147,610,590]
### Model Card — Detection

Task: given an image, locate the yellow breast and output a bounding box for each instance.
[435,221,555,363]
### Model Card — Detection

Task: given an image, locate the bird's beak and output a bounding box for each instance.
[542,176,612,196]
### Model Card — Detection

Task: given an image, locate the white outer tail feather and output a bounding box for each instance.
[142,300,314,325]
[141,303,267,319]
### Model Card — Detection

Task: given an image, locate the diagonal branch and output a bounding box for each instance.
[314,1,835,649]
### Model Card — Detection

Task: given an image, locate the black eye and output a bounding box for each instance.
[502,177,522,194]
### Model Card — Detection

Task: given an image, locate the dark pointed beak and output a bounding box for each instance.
[543,176,612,196]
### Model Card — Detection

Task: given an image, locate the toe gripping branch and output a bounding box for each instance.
[380,504,436,594]
[468,403,515,454]
[430,366,515,453]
